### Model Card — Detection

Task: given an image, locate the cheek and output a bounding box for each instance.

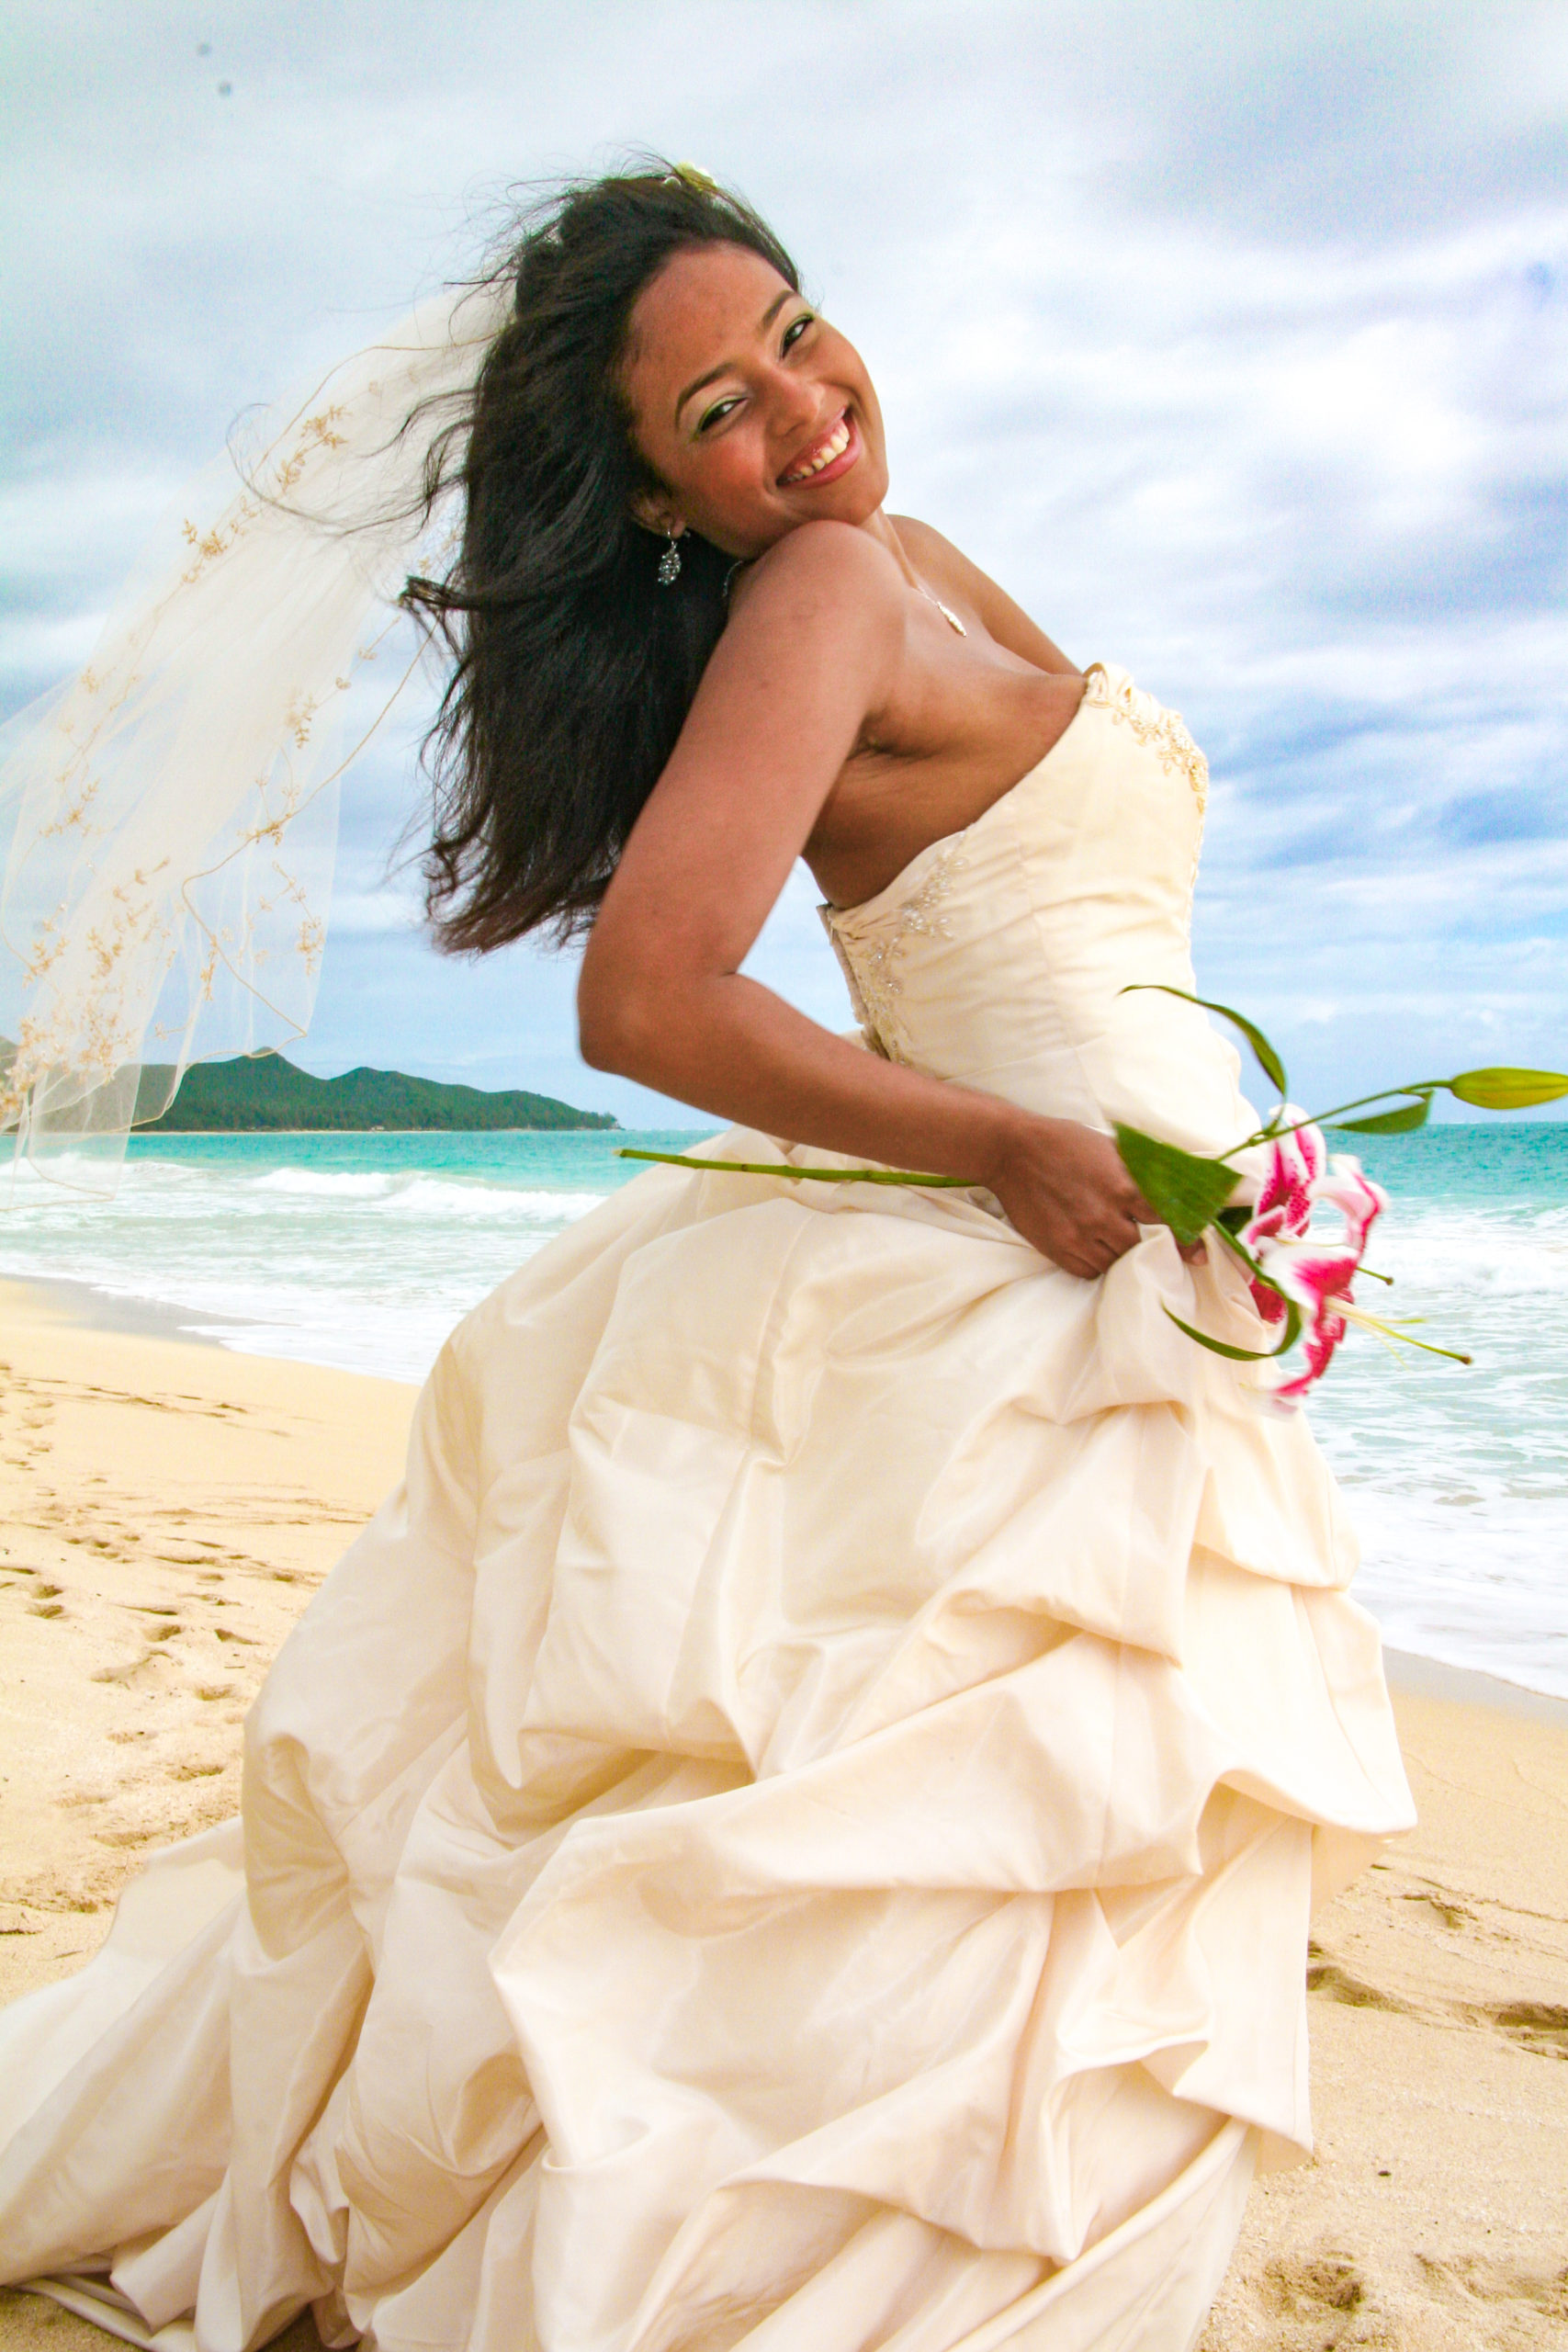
[822,327,872,394]
[678,427,776,518]
[710,431,774,493]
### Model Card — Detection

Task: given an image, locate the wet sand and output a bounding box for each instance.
[0,1280,1563,2349]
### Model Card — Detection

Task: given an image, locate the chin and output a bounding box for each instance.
[839,468,890,524]
[779,463,892,540]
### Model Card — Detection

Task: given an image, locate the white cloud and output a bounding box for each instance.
[3,0,1565,1117]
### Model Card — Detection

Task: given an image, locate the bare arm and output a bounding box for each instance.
[578,524,1156,1281]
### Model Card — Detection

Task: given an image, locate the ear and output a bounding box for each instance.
[629,489,686,539]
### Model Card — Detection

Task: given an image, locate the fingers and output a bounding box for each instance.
[1052,1215,1143,1281]
[1056,1208,1214,1281]
[1058,1251,1105,1281]
[1001,1119,1219,1281]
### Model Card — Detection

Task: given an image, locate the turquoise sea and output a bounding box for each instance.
[3,1122,1565,1700]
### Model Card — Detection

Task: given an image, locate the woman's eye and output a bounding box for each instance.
[697,396,742,435]
[783,313,814,352]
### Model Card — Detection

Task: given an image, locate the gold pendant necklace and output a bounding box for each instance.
[914,576,966,636]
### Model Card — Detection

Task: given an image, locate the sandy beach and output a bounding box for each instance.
[0,1282,414,1997]
[1,1282,1563,2351]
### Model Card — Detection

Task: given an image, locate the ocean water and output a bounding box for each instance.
[1299,1125,1568,1702]
[2,1123,1564,1700]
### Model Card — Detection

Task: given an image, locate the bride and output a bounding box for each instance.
[0,164,1414,2352]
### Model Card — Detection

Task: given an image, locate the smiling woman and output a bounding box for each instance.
[0,159,1416,2352]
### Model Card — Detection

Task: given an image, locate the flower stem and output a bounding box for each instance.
[616,1148,980,1188]
[1220,1086,1438,1161]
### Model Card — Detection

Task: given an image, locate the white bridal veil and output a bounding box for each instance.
[0,281,513,1192]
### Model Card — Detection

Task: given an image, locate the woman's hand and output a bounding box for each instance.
[980,1112,1199,1280]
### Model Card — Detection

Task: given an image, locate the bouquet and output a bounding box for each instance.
[619,989,1568,1408]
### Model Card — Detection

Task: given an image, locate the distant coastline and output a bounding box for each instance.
[134,1129,614,1137]
[138,1053,617,1134]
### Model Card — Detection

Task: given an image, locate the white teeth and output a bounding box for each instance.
[784,416,851,482]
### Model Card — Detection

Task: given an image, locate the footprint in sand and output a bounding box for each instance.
[1470,1999,1568,2060]
[1261,2251,1367,2324]
[1242,2245,1568,2346]
[1307,1958,1419,2018]
[1416,2251,1568,2322]
[1313,1948,1568,2060]
[1401,1889,1472,1931]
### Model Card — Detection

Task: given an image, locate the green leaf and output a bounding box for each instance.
[615,1148,979,1187]
[1122,984,1288,1099]
[1209,1216,1273,1284]
[1335,1097,1432,1135]
[1162,1297,1303,1363]
[1113,1125,1240,1247]
[1443,1067,1568,1112]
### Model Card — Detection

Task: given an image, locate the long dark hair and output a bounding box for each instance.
[402,164,801,951]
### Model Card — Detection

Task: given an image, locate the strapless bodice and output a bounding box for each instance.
[821,662,1254,1159]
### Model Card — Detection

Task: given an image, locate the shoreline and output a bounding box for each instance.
[0,1269,237,1349]
[6,1265,1564,1723]
[1381,1642,1568,1728]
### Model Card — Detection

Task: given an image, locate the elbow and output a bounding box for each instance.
[577,979,664,1080]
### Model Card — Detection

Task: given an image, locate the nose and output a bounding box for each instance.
[763,362,818,435]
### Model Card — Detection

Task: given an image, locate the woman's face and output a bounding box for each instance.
[621,242,889,560]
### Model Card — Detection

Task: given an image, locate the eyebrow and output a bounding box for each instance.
[674,288,797,424]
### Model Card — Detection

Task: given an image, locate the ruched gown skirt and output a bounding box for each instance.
[0,1144,1415,2352]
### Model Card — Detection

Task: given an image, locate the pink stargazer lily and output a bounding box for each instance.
[1242,1117,1326,1254]
[1259,1241,1362,1404]
[1100,988,1548,1393]
[1237,1120,1389,1404]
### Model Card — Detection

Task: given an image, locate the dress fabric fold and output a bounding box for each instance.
[0,665,1416,2352]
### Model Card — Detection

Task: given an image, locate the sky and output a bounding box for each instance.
[2,0,1565,1126]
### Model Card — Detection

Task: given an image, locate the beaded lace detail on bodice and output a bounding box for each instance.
[818,662,1241,1158]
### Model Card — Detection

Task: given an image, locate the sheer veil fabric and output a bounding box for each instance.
[0,282,510,1191]
[0,668,1416,2352]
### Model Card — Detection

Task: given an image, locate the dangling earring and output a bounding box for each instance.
[657,529,683,587]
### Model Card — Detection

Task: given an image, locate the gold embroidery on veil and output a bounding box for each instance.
[0,287,509,1180]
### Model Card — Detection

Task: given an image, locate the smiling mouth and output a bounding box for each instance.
[779,411,854,485]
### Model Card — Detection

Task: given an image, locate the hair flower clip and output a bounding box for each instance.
[671,161,720,195]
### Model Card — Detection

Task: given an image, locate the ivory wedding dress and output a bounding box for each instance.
[0,663,1416,2352]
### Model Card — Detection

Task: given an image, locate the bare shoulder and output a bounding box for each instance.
[887,513,980,594]
[887,513,964,567]
[726,520,905,635]
[675,522,906,762]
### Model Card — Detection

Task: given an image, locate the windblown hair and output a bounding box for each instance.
[403,164,801,950]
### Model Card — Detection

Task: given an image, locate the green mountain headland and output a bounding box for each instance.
[139,1053,616,1133]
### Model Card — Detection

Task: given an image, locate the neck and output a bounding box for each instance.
[860,507,919,586]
